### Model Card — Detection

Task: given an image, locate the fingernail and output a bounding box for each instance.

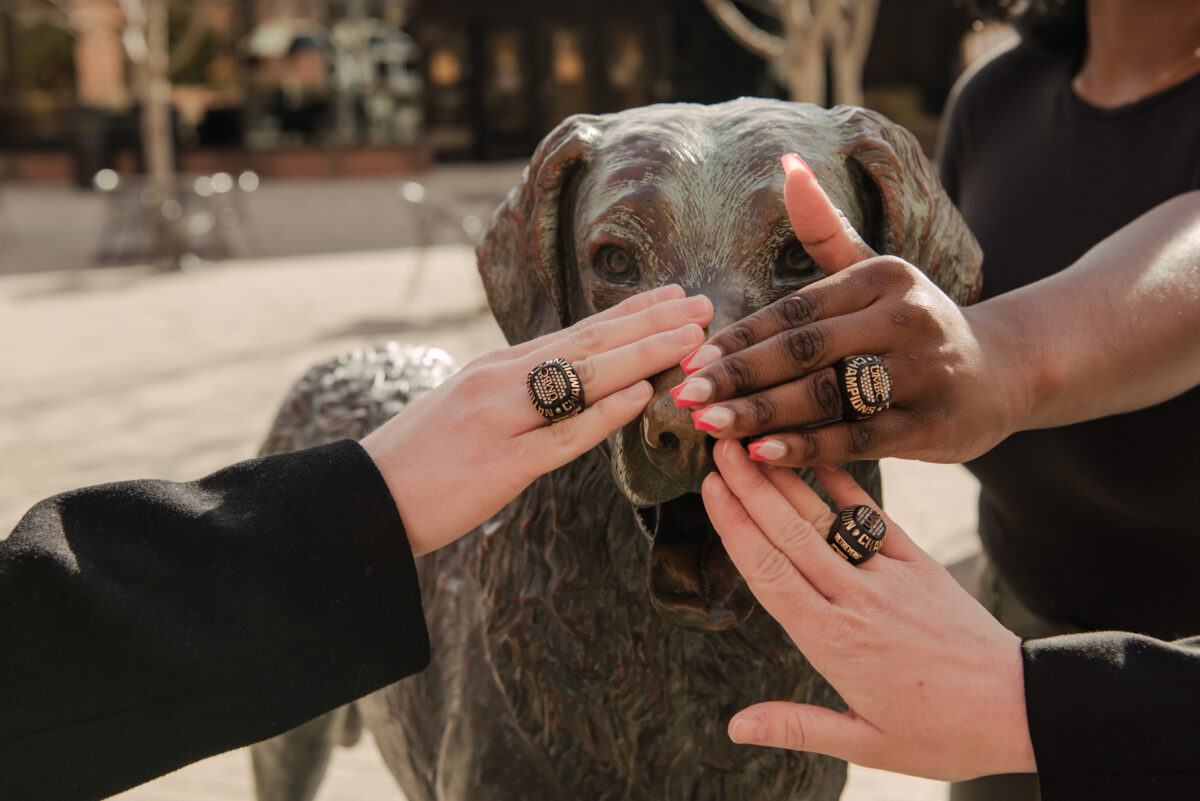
[748,438,786,461]
[677,294,711,320]
[671,323,704,344]
[670,377,713,407]
[620,380,653,402]
[680,344,722,375]
[781,152,813,177]
[691,405,733,433]
[729,717,767,744]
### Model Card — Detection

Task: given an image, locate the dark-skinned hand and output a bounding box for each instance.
[670,154,1027,466]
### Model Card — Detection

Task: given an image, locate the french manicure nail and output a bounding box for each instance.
[691,405,733,433]
[748,438,787,462]
[680,344,722,375]
[781,152,813,177]
[670,377,713,407]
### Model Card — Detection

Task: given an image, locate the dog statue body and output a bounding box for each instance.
[251,98,981,801]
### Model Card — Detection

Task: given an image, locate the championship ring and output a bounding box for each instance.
[827,504,886,565]
[527,357,586,422]
[834,355,893,421]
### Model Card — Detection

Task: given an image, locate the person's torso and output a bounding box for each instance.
[940,43,1200,639]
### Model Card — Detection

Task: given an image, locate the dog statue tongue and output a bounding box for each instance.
[646,494,758,630]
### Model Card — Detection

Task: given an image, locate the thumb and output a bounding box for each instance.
[728,701,874,762]
[782,153,876,275]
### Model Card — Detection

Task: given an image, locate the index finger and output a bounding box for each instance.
[701,469,830,628]
[506,284,688,360]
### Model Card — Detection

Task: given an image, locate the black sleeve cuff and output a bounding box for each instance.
[1023,633,1200,799]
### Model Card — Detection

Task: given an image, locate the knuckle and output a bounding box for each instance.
[744,393,777,430]
[569,321,604,352]
[849,422,874,455]
[781,293,819,328]
[722,322,757,353]
[822,612,866,651]
[792,431,821,464]
[783,711,810,752]
[811,371,843,420]
[773,517,814,555]
[570,356,597,387]
[859,583,897,616]
[546,415,581,447]
[782,325,825,367]
[716,356,754,395]
[877,255,914,281]
[753,547,796,589]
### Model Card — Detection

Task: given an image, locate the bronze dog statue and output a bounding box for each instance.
[251,98,981,801]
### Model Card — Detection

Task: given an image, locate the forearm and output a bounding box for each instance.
[0,440,429,801]
[969,191,1200,431]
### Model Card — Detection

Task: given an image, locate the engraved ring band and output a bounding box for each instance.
[527,357,586,423]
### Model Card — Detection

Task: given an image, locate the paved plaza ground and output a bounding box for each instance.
[1,170,982,801]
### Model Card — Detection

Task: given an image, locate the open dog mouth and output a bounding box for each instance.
[635,494,757,631]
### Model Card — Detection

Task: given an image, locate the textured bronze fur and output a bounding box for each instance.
[252,98,981,801]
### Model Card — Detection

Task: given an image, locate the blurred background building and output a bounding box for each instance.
[0,0,998,184]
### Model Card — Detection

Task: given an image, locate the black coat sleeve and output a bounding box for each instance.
[1023,632,1200,799]
[0,439,430,801]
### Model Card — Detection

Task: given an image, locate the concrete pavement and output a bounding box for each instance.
[1,242,978,801]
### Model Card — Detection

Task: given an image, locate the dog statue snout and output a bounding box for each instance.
[641,365,714,494]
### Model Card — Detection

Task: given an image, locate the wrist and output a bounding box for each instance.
[995,632,1038,775]
[963,299,1042,438]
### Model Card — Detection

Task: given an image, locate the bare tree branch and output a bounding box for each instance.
[700,0,784,63]
[169,0,208,74]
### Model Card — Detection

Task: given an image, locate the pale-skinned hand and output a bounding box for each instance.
[363,285,713,557]
[671,155,1028,465]
[701,438,1036,781]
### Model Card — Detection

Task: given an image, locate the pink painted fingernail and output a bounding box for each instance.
[781,152,813,177]
[748,438,787,462]
[670,377,713,408]
[691,406,734,433]
[680,344,722,375]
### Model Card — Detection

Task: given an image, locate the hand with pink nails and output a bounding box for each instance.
[671,156,1200,469]
[363,285,712,557]
[669,152,1014,466]
[701,438,1035,781]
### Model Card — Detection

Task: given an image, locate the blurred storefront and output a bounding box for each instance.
[0,0,978,181]
[407,0,770,159]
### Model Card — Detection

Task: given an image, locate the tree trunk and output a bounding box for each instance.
[829,0,879,106]
[702,0,880,108]
[779,1,825,104]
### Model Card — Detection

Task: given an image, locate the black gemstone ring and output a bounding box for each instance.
[827,504,887,565]
[527,357,586,422]
[834,355,893,421]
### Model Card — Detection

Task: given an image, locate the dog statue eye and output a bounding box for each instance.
[773,240,821,286]
[594,246,640,284]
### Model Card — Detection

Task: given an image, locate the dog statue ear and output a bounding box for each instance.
[833,106,982,305]
[477,114,604,345]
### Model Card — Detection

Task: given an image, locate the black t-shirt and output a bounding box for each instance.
[938,42,1200,640]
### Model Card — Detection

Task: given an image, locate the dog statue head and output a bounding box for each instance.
[478,98,980,632]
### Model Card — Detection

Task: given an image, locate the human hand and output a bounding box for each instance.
[671,154,1026,465]
[700,438,1034,781]
[362,285,713,556]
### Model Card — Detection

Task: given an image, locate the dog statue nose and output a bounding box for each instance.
[641,365,715,493]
